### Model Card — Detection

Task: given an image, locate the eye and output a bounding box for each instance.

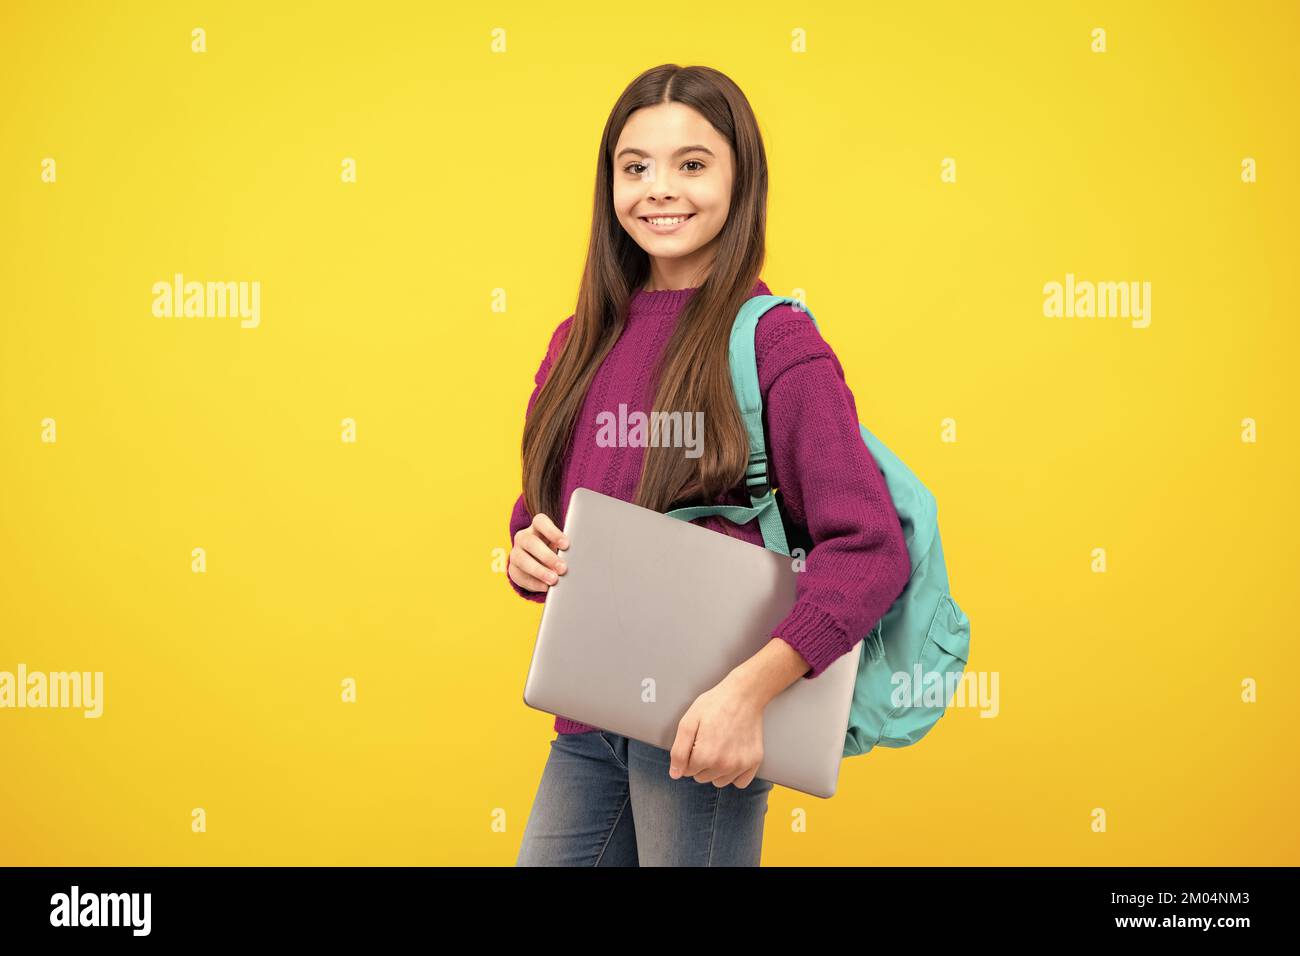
[622,159,708,175]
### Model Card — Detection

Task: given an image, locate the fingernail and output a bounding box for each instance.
[557,561,567,572]
[548,572,558,583]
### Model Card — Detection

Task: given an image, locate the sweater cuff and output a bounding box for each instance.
[773,602,850,680]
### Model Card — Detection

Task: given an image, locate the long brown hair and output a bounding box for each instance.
[521,64,769,524]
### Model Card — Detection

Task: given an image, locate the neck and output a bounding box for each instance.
[644,252,716,292]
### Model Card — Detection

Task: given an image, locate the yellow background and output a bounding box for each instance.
[1,0,1296,865]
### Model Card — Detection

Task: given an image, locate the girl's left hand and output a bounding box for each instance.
[668,671,766,789]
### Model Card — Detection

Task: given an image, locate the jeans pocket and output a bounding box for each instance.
[597,732,629,771]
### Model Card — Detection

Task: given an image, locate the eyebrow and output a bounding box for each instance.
[615,145,716,160]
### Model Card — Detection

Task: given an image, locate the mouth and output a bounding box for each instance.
[638,213,695,234]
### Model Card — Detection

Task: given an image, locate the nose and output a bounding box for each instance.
[642,159,678,201]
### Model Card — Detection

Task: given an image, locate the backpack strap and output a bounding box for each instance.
[664,294,820,557]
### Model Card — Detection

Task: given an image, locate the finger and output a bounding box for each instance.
[694,766,726,785]
[518,533,564,577]
[668,717,699,779]
[691,744,735,784]
[732,766,759,789]
[507,561,551,594]
[707,760,747,787]
[520,525,567,578]
[532,513,570,552]
[509,548,558,589]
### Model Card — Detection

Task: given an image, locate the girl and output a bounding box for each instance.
[507,64,911,866]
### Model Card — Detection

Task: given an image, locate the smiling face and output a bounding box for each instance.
[612,101,734,291]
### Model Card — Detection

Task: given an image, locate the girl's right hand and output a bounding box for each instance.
[508,513,569,595]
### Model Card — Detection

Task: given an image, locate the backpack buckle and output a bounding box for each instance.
[744,451,770,496]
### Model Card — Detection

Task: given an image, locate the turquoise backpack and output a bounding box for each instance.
[665,295,971,757]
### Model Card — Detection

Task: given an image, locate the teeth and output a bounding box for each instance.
[644,216,690,225]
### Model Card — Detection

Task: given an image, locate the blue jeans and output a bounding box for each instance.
[516,730,775,866]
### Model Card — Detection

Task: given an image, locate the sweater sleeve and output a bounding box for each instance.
[756,308,912,679]
[507,315,575,604]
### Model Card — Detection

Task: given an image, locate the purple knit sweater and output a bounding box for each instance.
[508,278,911,735]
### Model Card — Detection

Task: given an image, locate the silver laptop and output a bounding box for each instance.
[522,486,861,799]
